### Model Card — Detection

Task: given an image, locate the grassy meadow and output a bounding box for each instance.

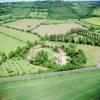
[0,32,26,54]
[84,17,100,26]
[0,70,100,100]
[0,26,39,43]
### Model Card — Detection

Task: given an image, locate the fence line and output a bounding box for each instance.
[0,66,100,83]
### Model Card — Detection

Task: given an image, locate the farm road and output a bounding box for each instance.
[0,66,100,83]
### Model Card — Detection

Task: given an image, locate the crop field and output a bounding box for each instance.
[0,57,48,77]
[0,70,99,100]
[84,17,100,26]
[0,26,39,43]
[0,32,26,54]
[29,12,48,19]
[3,19,46,31]
[32,23,84,36]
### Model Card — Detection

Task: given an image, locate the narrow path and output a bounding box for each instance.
[0,66,100,83]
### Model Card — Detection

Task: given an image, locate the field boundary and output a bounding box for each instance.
[0,66,100,83]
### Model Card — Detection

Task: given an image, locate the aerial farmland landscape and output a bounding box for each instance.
[0,0,100,100]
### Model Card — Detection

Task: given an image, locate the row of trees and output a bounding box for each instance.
[44,28,100,46]
[70,28,100,40]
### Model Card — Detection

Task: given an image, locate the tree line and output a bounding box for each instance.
[44,28,100,46]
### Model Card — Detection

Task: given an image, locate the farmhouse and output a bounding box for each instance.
[55,48,69,65]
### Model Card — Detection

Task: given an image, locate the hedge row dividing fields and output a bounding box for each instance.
[0,26,39,44]
[0,32,26,54]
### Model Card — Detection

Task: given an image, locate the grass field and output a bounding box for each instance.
[3,19,46,31]
[29,12,48,19]
[0,57,48,77]
[0,70,99,100]
[93,8,100,16]
[77,44,100,65]
[0,32,26,54]
[11,8,31,18]
[84,17,100,26]
[32,23,84,36]
[0,26,39,43]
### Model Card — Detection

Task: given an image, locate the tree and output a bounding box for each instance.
[1,52,7,62]
[8,51,15,58]
[33,50,48,65]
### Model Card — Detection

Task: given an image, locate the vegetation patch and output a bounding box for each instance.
[84,17,100,26]
[0,57,48,77]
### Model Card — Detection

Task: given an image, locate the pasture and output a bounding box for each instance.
[3,19,46,31]
[0,57,48,77]
[10,8,31,18]
[0,32,26,54]
[93,8,100,16]
[84,17,100,26]
[0,70,99,100]
[77,44,100,65]
[29,12,48,19]
[0,26,39,43]
[32,23,84,36]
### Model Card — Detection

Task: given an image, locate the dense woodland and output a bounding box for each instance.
[0,1,100,19]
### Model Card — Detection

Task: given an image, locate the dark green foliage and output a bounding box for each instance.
[0,3,12,15]
[33,50,48,65]
[0,1,99,20]
[1,52,7,62]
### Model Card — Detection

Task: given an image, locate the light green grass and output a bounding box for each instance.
[77,44,100,65]
[0,57,48,77]
[44,19,77,24]
[0,26,39,43]
[29,12,48,19]
[0,70,99,100]
[84,17,100,26]
[0,32,26,54]
[93,8,100,16]
[11,8,31,18]
[0,14,11,20]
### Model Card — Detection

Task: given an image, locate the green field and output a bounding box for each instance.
[0,32,26,54]
[93,8,100,16]
[84,17,100,26]
[0,26,40,43]
[11,8,31,18]
[0,70,99,100]
[0,57,48,77]
[29,12,48,19]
